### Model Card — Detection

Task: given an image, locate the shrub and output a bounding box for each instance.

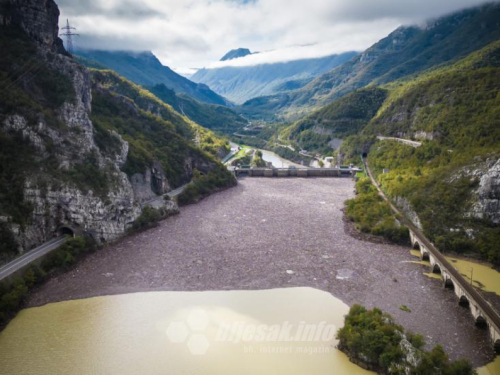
[130,206,164,231]
[178,165,237,205]
[346,177,410,245]
[337,305,475,374]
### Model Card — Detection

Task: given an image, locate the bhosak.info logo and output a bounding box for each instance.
[165,308,337,355]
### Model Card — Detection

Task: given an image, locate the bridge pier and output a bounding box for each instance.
[408,229,500,351]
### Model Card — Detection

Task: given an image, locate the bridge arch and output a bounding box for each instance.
[443,278,454,290]
[475,316,488,329]
[432,263,441,274]
[421,252,430,261]
[458,295,470,308]
[412,241,421,250]
[495,339,500,354]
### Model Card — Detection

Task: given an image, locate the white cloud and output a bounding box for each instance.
[57,0,495,71]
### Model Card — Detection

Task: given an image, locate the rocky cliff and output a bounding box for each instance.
[0,0,145,253]
[471,158,500,225]
[0,0,220,256]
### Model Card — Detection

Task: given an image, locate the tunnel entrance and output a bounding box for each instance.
[361,153,368,158]
[57,226,75,237]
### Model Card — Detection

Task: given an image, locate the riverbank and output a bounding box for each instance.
[22,178,495,367]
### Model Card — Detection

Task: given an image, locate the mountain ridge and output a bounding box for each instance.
[220,48,252,61]
[192,52,357,104]
[75,49,229,106]
[241,3,500,119]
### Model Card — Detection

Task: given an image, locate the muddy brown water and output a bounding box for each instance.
[10,178,498,368]
[0,288,373,374]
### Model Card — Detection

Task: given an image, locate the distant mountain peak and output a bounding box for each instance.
[220,48,252,61]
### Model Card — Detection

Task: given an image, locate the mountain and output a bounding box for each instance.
[0,0,233,256]
[340,39,500,265]
[74,50,228,106]
[241,3,500,119]
[76,55,249,134]
[220,48,252,61]
[191,52,357,104]
[148,84,248,134]
[280,87,387,153]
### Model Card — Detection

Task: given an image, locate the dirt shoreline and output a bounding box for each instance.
[23,178,496,367]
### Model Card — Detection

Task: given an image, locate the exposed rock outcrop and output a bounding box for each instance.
[394,196,423,230]
[0,0,66,53]
[471,158,500,224]
[0,0,143,251]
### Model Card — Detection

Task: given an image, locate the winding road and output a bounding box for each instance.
[0,236,67,282]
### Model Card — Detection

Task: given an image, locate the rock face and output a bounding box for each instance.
[0,0,178,253]
[1,0,65,53]
[471,158,500,224]
[394,196,423,230]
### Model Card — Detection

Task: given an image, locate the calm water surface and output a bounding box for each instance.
[0,288,372,375]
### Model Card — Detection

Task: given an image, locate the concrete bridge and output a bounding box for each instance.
[410,230,500,352]
[364,159,500,353]
[233,167,360,178]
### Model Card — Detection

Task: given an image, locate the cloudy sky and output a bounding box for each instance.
[57,0,494,75]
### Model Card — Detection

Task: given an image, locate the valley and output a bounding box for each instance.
[1,0,500,374]
[19,178,497,368]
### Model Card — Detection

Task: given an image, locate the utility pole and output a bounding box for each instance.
[60,19,79,55]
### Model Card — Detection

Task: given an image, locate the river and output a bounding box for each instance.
[0,288,371,375]
[259,148,306,168]
[0,178,498,373]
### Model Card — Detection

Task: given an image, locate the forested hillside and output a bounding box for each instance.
[342,40,500,264]
[148,84,248,134]
[75,50,228,106]
[241,3,500,120]
[280,87,387,154]
[90,70,231,185]
[0,7,234,257]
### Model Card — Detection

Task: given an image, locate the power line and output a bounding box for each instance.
[60,19,79,55]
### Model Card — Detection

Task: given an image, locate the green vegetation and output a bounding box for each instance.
[252,151,267,167]
[337,305,475,374]
[0,26,75,112]
[338,40,500,264]
[65,152,117,197]
[281,87,387,154]
[0,223,18,260]
[75,50,226,105]
[178,166,237,205]
[346,178,409,245]
[90,70,230,188]
[149,84,248,134]
[0,131,35,228]
[241,4,500,120]
[0,237,96,326]
[130,206,170,232]
[399,305,411,313]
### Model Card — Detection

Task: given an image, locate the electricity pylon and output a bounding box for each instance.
[61,19,79,54]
